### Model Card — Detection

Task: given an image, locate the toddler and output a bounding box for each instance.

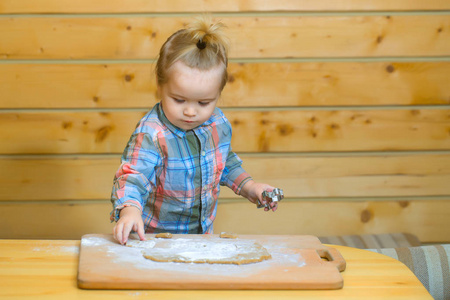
[111,17,279,245]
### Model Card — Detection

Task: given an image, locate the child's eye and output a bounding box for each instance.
[198,101,210,106]
[173,98,185,103]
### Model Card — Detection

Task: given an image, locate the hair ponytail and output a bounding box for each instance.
[156,16,229,91]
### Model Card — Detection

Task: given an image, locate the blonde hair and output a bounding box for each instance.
[156,17,229,91]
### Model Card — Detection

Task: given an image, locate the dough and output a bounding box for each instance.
[141,238,271,265]
[219,232,238,239]
[155,232,173,239]
[126,239,156,249]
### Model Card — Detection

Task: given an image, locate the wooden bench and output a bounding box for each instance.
[0,1,449,244]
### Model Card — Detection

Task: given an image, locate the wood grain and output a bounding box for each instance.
[78,234,345,290]
[1,62,449,108]
[0,200,448,243]
[1,0,449,13]
[1,15,449,59]
[214,200,450,243]
[0,64,157,109]
[1,109,448,154]
[1,1,448,245]
[0,239,432,299]
[1,153,448,201]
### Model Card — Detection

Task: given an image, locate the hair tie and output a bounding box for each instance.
[196,39,207,50]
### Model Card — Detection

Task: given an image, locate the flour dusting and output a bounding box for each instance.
[140,238,270,264]
[32,245,79,254]
[81,236,110,247]
[80,234,306,278]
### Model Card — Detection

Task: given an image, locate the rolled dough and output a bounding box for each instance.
[141,238,271,265]
[219,232,238,239]
[126,239,156,249]
[155,232,173,239]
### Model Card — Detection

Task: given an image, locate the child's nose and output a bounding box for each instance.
[183,106,196,117]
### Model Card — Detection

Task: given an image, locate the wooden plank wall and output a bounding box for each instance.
[0,1,449,243]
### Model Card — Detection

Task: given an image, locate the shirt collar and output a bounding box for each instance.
[156,103,218,138]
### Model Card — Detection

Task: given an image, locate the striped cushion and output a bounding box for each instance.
[318,233,421,249]
[367,245,450,300]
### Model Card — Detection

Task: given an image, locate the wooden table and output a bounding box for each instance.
[0,239,432,299]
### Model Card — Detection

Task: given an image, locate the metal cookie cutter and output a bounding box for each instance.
[257,188,284,209]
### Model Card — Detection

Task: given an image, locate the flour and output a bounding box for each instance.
[140,238,270,264]
[81,235,306,278]
[59,246,80,254]
[81,236,111,247]
[32,245,79,254]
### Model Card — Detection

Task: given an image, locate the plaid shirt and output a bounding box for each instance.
[110,103,252,234]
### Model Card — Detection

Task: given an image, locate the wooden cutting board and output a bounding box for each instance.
[77,234,346,290]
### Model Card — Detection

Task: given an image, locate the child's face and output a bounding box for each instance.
[159,61,224,131]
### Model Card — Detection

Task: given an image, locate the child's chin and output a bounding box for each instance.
[178,123,198,130]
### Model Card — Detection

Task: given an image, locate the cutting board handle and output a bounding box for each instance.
[317,248,346,272]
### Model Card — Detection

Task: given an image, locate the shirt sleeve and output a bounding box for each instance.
[110,132,161,222]
[220,149,252,195]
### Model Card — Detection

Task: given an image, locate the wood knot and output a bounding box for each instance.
[329,123,340,130]
[228,75,235,83]
[386,65,395,73]
[62,122,72,129]
[360,210,372,223]
[376,35,384,44]
[399,201,409,208]
[126,25,132,31]
[92,96,99,103]
[95,126,112,143]
[124,74,134,82]
[277,124,294,136]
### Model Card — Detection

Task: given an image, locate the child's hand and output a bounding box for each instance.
[113,206,146,245]
[240,180,278,212]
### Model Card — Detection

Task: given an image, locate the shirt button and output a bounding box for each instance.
[201,150,206,156]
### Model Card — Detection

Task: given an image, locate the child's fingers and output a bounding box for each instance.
[271,202,278,212]
[265,186,275,192]
[121,222,134,245]
[134,223,146,241]
[113,223,123,244]
[260,185,275,211]
[264,204,277,212]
